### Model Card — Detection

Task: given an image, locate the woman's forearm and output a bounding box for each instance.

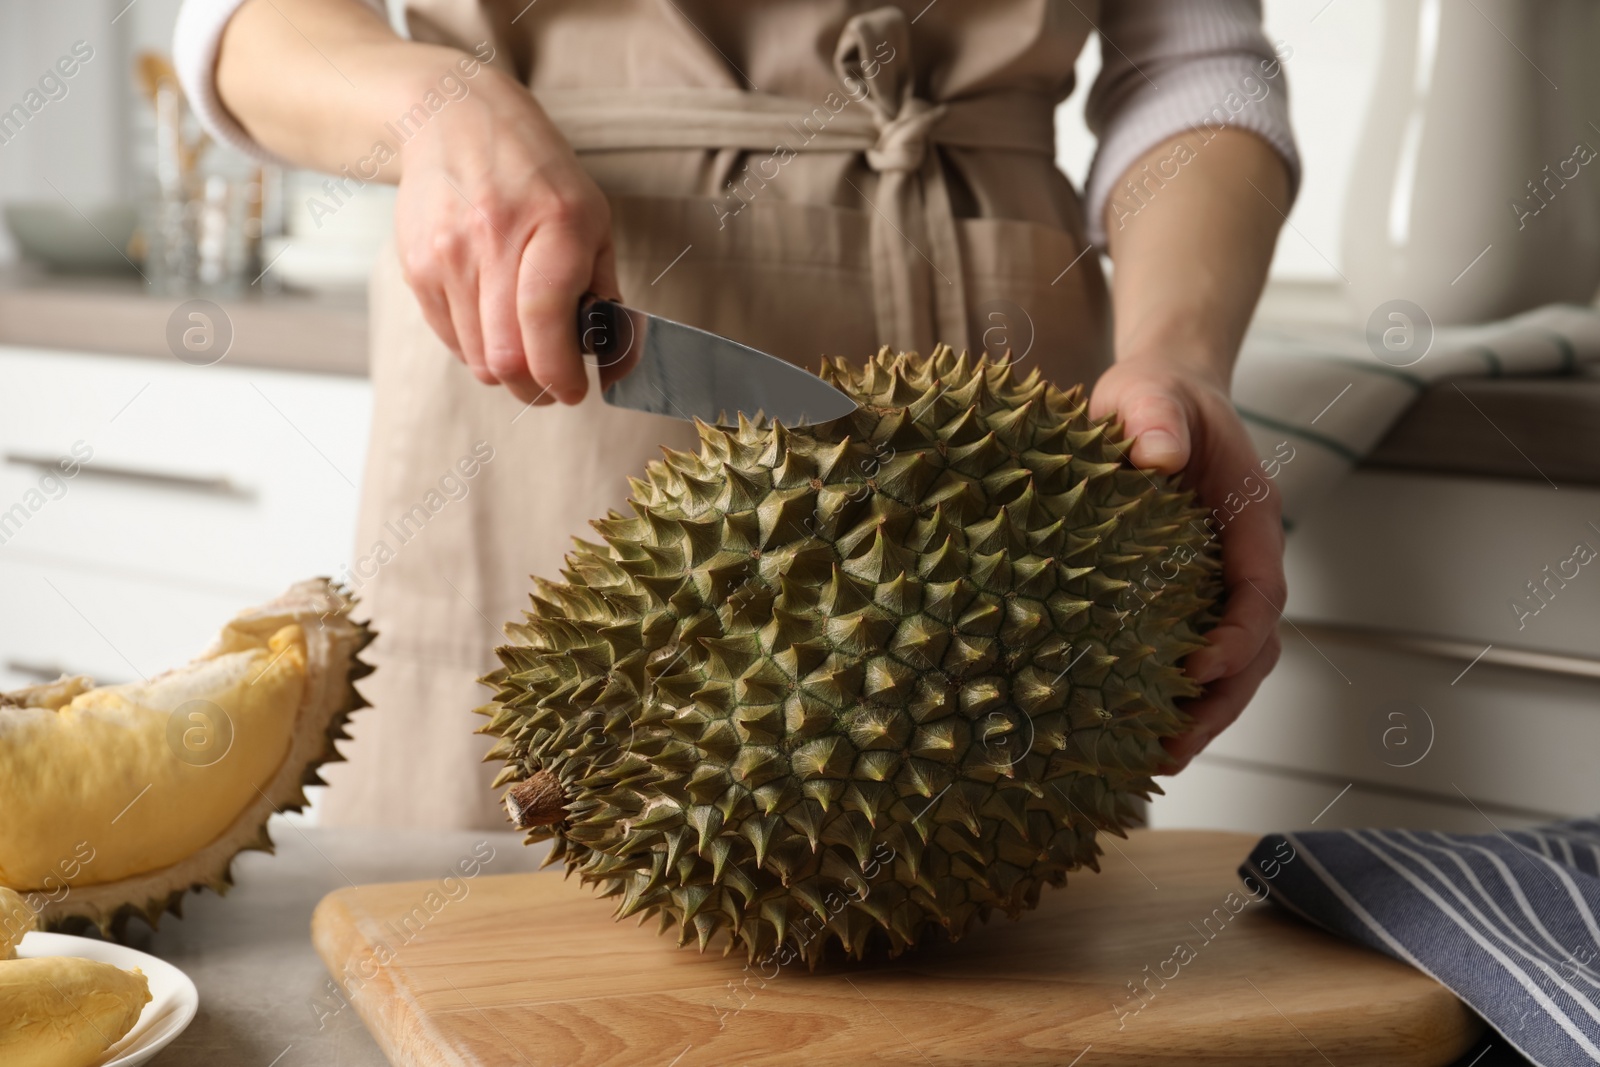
[214,0,499,181]
[1102,128,1292,384]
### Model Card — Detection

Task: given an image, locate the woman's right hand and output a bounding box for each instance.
[394,68,617,406]
[211,1,612,405]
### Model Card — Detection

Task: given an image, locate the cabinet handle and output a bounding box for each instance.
[4,451,252,499]
[1293,619,1600,682]
[3,659,97,684]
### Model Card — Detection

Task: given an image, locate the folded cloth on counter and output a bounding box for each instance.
[1232,303,1600,525]
[1241,822,1600,1067]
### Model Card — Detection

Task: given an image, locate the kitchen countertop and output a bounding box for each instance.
[123,823,550,1066]
[101,821,1527,1067]
[0,266,367,377]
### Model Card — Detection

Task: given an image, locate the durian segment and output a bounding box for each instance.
[0,888,33,959]
[0,579,374,936]
[0,626,306,888]
[481,347,1221,966]
[0,956,151,1067]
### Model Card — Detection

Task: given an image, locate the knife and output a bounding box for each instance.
[576,293,857,426]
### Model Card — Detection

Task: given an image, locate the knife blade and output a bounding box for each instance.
[576,294,858,426]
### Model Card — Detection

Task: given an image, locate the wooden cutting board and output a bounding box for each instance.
[311,829,1482,1066]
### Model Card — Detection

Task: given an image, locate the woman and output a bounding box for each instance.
[176,0,1297,829]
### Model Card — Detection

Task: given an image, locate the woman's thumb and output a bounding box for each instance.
[1119,390,1192,473]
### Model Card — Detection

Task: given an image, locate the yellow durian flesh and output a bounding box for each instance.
[0,625,308,891]
[0,956,150,1067]
[0,888,33,958]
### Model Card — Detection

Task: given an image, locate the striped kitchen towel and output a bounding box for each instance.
[1231,303,1600,524]
[1240,822,1600,1067]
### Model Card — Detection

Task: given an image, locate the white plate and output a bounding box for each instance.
[14,931,199,1066]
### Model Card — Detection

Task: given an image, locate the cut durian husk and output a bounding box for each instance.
[0,579,373,937]
[481,347,1221,966]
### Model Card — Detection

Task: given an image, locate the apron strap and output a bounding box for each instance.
[536,7,1056,355]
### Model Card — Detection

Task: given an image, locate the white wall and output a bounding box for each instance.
[3,0,1381,281]
[0,3,130,260]
[1260,0,1381,280]
[1055,0,1382,282]
[0,0,200,262]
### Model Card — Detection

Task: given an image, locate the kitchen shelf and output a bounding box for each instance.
[1254,277,1600,488]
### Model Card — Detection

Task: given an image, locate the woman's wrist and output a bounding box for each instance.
[1112,329,1236,394]
[394,59,557,178]
[333,42,506,174]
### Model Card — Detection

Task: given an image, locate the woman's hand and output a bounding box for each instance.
[1089,357,1286,772]
[214,0,617,405]
[395,72,617,406]
[1092,125,1294,771]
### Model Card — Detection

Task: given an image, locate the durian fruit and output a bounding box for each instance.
[0,956,151,1067]
[0,579,373,936]
[480,347,1219,966]
[0,888,32,958]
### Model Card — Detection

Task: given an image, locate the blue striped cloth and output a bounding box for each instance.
[1241,823,1600,1067]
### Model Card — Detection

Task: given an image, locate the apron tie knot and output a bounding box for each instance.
[865,95,948,173]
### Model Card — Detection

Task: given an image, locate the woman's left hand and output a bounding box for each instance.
[1088,356,1286,772]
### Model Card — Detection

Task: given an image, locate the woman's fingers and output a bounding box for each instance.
[1161,627,1283,772]
[1185,438,1287,686]
[478,243,542,403]
[1189,513,1286,684]
[398,239,480,376]
[516,215,604,405]
[410,278,479,377]
[441,259,489,385]
[413,219,491,383]
[1098,369,1284,685]
[588,239,637,392]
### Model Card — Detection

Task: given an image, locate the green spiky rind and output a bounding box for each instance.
[39,580,377,941]
[481,347,1220,967]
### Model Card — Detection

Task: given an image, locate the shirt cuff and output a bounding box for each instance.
[1082,53,1302,248]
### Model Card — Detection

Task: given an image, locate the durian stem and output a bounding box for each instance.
[504,771,567,829]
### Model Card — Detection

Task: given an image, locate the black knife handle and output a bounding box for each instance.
[576,292,628,368]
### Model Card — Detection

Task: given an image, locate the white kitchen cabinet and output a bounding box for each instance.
[0,557,248,685]
[0,344,371,689]
[1151,469,1600,834]
[1284,471,1600,661]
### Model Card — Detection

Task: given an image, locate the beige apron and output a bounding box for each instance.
[320,0,1111,829]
